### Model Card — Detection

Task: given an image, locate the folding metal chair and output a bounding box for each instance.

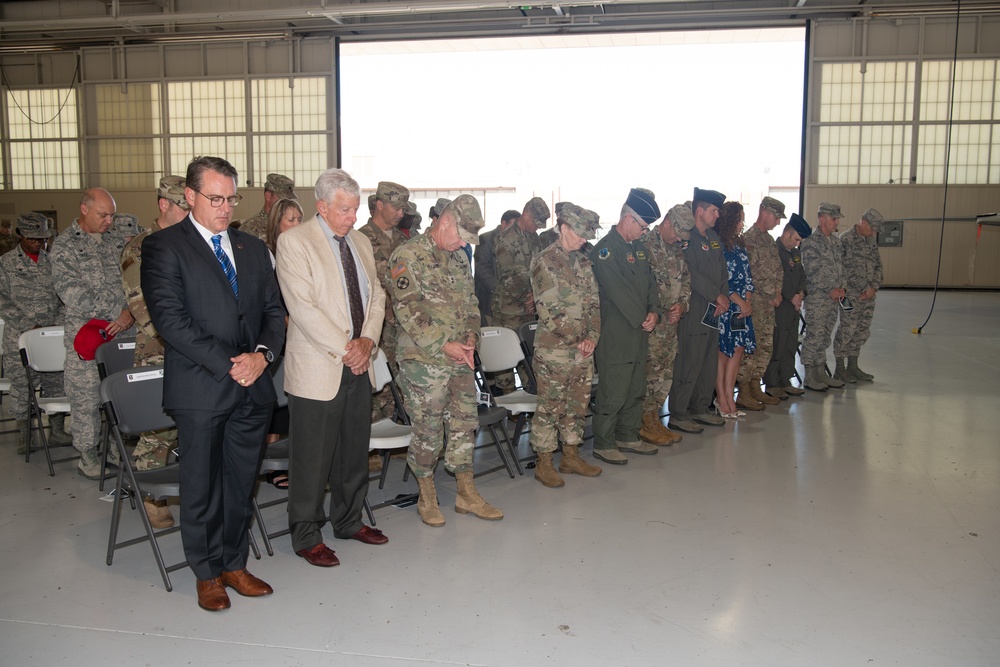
[477,326,538,473]
[101,366,262,592]
[517,321,538,394]
[365,348,417,520]
[18,326,74,476]
[95,337,137,491]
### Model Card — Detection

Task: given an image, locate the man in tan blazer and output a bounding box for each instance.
[276,168,387,568]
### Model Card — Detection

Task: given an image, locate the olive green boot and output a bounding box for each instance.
[833,357,857,384]
[534,452,565,488]
[48,413,74,446]
[455,471,503,520]
[805,366,829,392]
[849,356,874,382]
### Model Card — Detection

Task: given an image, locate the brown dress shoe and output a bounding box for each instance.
[220,568,273,597]
[196,578,231,612]
[296,543,340,567]
[346,525,389,545]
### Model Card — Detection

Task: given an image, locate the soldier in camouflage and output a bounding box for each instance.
[0,219,17,256]
[112,211,143,242]
[735,196,786,409]
[120,176,190,527]
[358,181,410,420]
[800,202,847,392]
[474,209,519,327]
[833,208,884,383]
[764,213,811,396]
[398,201,422,239]
[639,203,692,446]
[50,188,136,479]
[528,203,604,488]
[389,195,503,527]
[537,202,564,249]
[491,196,549,393]
[241,173,295,241]
[0,213,70,455]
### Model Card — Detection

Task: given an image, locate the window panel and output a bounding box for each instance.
[5,88,81,189]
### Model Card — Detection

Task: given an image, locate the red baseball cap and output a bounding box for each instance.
[74,319,115,360]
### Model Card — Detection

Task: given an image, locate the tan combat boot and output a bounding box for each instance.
[558,445,602,477]
[454,472,503,520]
[143,498,175,529]
[849,356,874,382]
[662,427,683,445]
[735,382,765,411]
[749,379,780,405]
[639,411,672,445]
[805,366,829,392]
[534,452,565,488]
[416,476,445,527]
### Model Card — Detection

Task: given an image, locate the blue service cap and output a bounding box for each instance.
[625,188,661,224]
[693,187,725,209]
[788,212,812,238]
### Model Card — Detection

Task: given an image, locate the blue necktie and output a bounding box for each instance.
[212,234,239,298]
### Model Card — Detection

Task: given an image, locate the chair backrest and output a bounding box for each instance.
[478,326,524,373]
[19,326,67,373]
[269,356,288,408]
[518,321,537,355]
[95,337,137,380]
[99,366,175,436]
[371,348,393,393]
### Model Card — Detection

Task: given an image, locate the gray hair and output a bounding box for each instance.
[314,168,360,204]
[619,204,639,224]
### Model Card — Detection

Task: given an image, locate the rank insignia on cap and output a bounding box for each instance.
[396,276,410,290]
[598,247,610,260]
[626,252,635,263]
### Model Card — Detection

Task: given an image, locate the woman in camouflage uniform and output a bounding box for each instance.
[528,203,604,487]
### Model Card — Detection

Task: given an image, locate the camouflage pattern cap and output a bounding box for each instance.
[16,211,54,238]
[443,194,484,246]
[367,193,378,213]
[818,202,844,219]
[524,196,551,229]
[158,175,189,210]
[667,201,695,240]
[554,201,568,217]
[376,181,410,209]
[788,212,812,238]
[112,212,140,236]
[861,208,884,229]
[760,196,786,219]
[432,197,452,218]
[560,203,599,241]
[265,173,295,198]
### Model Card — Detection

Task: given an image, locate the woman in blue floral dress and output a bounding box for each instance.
[715,202,756,418]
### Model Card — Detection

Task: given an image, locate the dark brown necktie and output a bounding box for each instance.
[335,235,365,339]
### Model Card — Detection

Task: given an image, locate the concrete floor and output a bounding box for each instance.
[0,289,997,666]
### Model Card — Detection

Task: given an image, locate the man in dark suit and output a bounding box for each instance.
[141,156,286,612]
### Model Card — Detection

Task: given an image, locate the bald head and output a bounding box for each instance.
[79,188,116,234]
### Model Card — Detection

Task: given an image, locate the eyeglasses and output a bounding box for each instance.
[194,190,243,208]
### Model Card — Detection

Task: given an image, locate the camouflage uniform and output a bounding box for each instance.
[473,227,501,325]
[738,224,782,382]
[390,233,480,477]
[50,219,134,468]
[491,224,542,391]
[359,219,407,419]
[241,172,296,241]
[0,224,17,256]
[800,228,844,368]
[120,219,177,470]
[833,223,883,358]
[642,226,691,413]
[529,240,601,454]
[538,227,558,249]
[0,230,65,421]
[112,212,143,242]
